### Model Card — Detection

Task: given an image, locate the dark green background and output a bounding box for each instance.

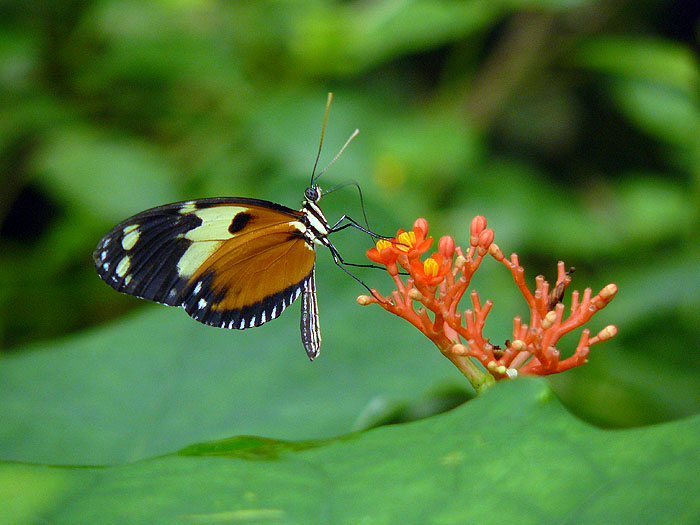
[1,0,698,480]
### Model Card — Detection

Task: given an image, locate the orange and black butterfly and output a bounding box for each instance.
[93,94,376,361]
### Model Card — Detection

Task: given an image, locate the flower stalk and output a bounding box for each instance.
[359,217,618,393]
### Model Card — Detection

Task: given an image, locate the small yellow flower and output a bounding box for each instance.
[396,231,417,252]
[367,238,398,265]
[423,257,439,277]
[376,239,392,251]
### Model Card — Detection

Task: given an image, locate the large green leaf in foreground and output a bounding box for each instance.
[3,378,698,523]
[0,292,455,466]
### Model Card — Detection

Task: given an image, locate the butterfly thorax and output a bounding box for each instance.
[300,185,330,248]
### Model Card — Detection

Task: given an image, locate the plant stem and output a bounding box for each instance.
[445,353,495,395]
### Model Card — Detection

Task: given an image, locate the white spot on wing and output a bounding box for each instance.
[179,201,197,214]
[198,298,207,310]
[100,250,108,261]
[124,274,132,286]
[271,306,277,319]
[116,256,131,277]
[260,311,266,324]
[121,225,141,250]
[249,315,256,327]
[193,281,202,294]
[102,262,110,271]
[239,318,245,329]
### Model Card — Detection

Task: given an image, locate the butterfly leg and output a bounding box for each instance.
[321,239,388,304]
[328,215,391,239]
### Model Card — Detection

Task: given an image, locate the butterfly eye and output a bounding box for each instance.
[305,186,321,202]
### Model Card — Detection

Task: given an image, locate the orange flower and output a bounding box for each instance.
[360,216,618,392]
[394,218,432,258]
[410,252,451,286]
[366,239,398,265]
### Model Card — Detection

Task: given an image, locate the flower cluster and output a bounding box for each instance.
[359,217,618,393]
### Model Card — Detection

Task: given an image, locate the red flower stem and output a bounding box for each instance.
[504,255,538,309]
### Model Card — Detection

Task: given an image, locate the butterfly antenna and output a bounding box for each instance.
[310,92,334,186]
[316,128,359,180]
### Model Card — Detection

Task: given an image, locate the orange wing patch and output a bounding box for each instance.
[181,206,316,329]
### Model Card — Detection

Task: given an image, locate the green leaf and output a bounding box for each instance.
[608,79,700,148]
[568,36,700,148]
[569,36,700,95]
[3,379,698,523]
[33,124,182,222]
[289,1,502,75]
[0,283,458,466]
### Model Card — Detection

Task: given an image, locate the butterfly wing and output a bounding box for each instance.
[94,198,316,330]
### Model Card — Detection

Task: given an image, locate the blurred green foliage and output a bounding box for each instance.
[1,0,699,449]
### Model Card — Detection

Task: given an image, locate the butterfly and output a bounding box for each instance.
[93,94,378,361]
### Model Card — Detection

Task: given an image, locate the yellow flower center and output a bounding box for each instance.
[396,231,416,252]
[424,257,439,277]
[376,239,392,251]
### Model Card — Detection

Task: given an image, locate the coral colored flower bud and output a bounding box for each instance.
[438,236,455,258]
[478,228,495,249]
[597,325,618,341]
[601,283,618,299]
[542,311,557,328]
[413,217,429,236]
[408,288,422,301]
[511,339,526,351]
[356,295,372,305]
[489,243,504,261]
[451,343,469,356]
[470,215,487,236]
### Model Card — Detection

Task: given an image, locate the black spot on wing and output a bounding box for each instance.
[228,212,252,234]
[182,270,312,330]
[93,208,202,305]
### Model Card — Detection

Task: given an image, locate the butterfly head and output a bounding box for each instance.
[304,184,323,204]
